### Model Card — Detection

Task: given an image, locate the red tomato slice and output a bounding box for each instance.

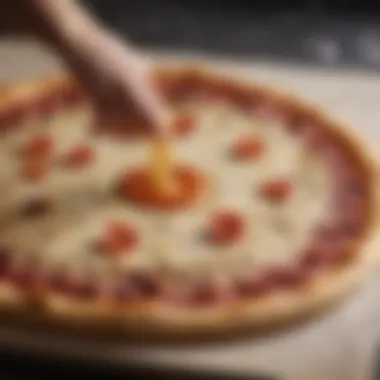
[100,221,138,255]
[22,198,51,218]
[23,135,53,158]
[64,145,95,168]
[231,136,264,160]
[208,211,245,245]
[260,179,293,201]
[21,160,49,182]
[173,114,196,137]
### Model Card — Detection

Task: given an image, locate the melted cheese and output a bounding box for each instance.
[0,100,331,286]
[150,139,176,195]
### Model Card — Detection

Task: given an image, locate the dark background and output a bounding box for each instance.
[77,0,380,71]
[2,1,380,70]
[3,1,380,70]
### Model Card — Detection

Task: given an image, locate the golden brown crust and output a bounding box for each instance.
[0,65,378,341]
[0,76,62,107]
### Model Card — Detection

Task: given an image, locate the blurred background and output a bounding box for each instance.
[63,1,380,71]
[1,1,380,380]
[3,0,380,70]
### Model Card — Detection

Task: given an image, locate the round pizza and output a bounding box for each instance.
[0,66,377,340]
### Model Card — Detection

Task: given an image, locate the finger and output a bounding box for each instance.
[124,75,171,139]
[141,92,171,139]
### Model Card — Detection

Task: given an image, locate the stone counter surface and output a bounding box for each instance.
[0,38,380,380]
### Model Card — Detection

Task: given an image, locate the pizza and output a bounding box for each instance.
[0,66,377,340]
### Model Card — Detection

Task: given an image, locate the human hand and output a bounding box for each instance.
[1,0,169,137]
[63,27,169,138]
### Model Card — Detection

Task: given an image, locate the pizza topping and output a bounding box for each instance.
[206,85,227,101]
[0,248,12,278]
[187,282,226,306]
[269,266,309,288]
[333,167,366,201]
[344,183,366,203]
[316,224,356,252]
[254,103,278,120]
[129,274,161,297]
[120,166,206,211]
[260,179,293,202]
[301,248,329,270]
[22,135,53,158]
[0,105,25,128]
[173,114,196,137]
[331,249,354,266]
[302,244,352,270]
[63,145,95,168]
[150,139,175,195]
[207,211,245,245]
[235,274,274,297]
[70,278,100,300]
[230,136,264,160]
[48,270,99,299]
[61,84,84,106]
[338,220,363,238]
[49,271,71,293]
[35,93,60,116]
[99,221,138,256]
[333,189,365,216]
[232,88,261,109]
[113,280,139,302]
[0,75,371,324]
[286,109,315,134]
[22,198,52,218]
[11,266,39,289]
[20,136,53,181]
[21,159,50,182]
[114,274,161,300]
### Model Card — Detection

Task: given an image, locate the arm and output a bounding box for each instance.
[0,0,168,136]
[1,1,98,58]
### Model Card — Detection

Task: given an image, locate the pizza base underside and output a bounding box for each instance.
[0,66,378,342]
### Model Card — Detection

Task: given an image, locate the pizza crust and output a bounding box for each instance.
[0,235,377,342]
[0,65,378,341]
[0,76,71,108]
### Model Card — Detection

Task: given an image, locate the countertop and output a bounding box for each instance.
[0,38,379,380]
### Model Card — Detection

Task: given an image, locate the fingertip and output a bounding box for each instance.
[154,109,174,140]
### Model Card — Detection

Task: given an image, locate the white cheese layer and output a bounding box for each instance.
[0,100,331,286]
